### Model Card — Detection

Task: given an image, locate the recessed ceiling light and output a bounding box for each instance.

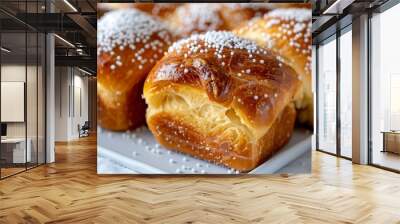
[1,47,11,53]
[54,34,75,48]
[323,0,355,15]
[78,67,93,76]
[63,0,78,12]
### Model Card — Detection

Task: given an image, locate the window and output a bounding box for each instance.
[316,26,353,159]
[317,36,337,154]
[339,27,352,158]
[0,1,46,179]
[370,2,400,171]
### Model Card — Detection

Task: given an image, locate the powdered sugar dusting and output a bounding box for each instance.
[98,8,173,71]
[267,8,311,22]
[175,4,223,35]
[224,3,272,10]
[169,31,265,57]
[273,9,311,73]
[261,8,312,73]
[98,9,171,54]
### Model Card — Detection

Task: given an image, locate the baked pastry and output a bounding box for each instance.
[133,3,181,19]
[220,3,272,29]
[97,3,133,18]
[234,8,313,126]
[267,3,312,9]
[144,31,301,171]
[97,9,173,131]
[167,4,229,38]
[168,3,272,38]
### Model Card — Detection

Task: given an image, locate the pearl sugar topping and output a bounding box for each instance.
[176,4,223,35]
[98,9,172,70]
[264,8,312,72]
[169,31,270,67]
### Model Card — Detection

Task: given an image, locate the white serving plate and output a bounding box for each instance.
[97,126,312,174]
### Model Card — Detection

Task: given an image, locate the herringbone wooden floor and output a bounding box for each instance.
[0,135,399,224]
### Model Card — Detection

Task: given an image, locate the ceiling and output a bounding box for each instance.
[0,0,96,75]
[311,0,391,43]
[1,0,396,75]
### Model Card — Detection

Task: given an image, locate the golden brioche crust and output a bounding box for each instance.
[98,79,146,131]
[98,3,133,18]
[133,3,181,19]
[146,32,300,131]
[267,3,312,9]
[234,8,313,127]
[144,31,300,171]
[220,3,272,29]
[168,4,228,37]
[97,9,173,131]
[168,3,273,38]
[148,104,296,171]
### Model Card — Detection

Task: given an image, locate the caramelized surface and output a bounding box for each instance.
[97,9,174,131]
[144,31,300,171]
[146,32,300,131]
[234,8,313,126]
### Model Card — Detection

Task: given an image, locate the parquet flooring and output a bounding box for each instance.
[0,135,400,223]
[1,167,26,178]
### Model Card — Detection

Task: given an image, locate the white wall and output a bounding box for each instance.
[1,65,39,138]
[1,63,46,164]
[1,65,25,138]
[55,66,69,141]
[54,67,89,141]
[72,73,89,138]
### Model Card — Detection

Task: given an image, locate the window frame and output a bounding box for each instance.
[315,24,353,161]
[367,0,400,173]
[0,0,48,180]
